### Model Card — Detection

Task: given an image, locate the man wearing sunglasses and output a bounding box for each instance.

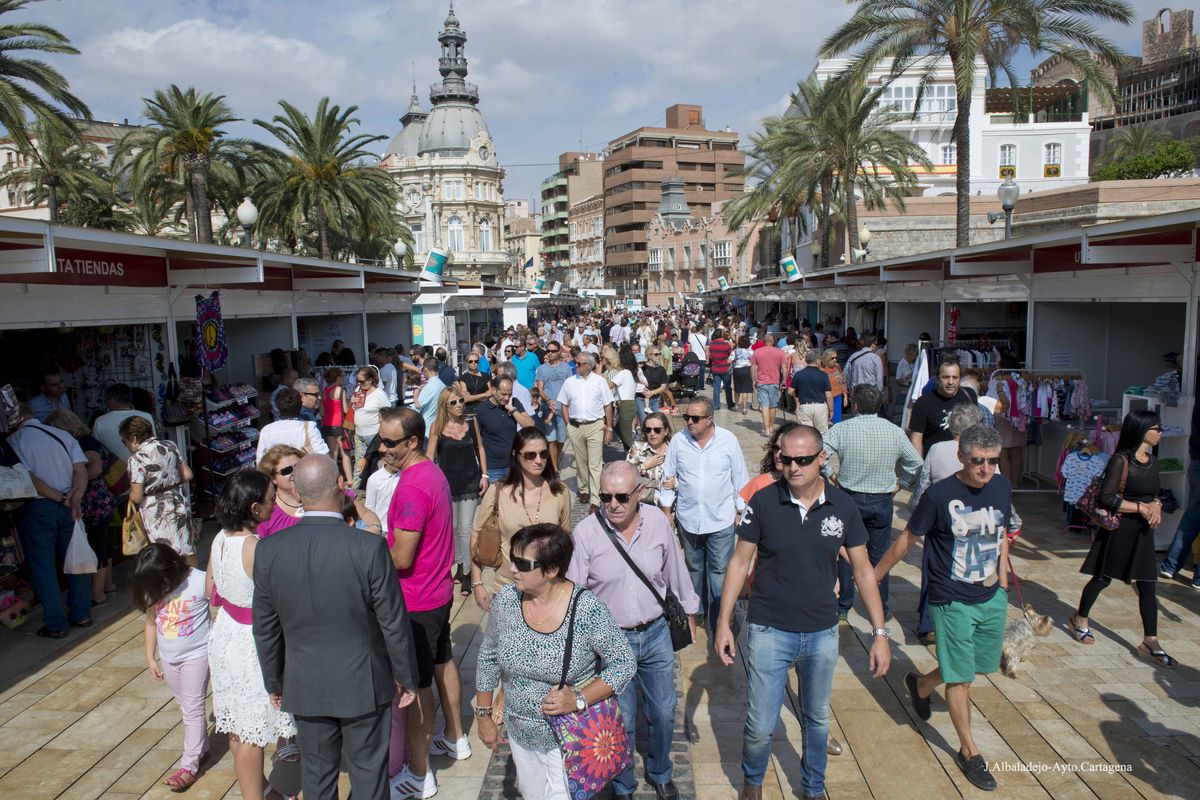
[873,424,1010,793]
[658,396,749,631]
[534,343,573,471]
[566,462,698,800]
[558,352,614,507]
[716,425,890,800]
[377,409,471,797]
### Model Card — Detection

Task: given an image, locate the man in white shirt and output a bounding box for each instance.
[687,327,709,390]
[10,405,91,637]
[365,460,402,534]
[375,349,399,406]
[610,317,629,346]
[558,352,614,509]
[845,333,884,395]
[256,387,329,462]
[495,362,532,413]
[92,383,156,461]
[658,395,749,631]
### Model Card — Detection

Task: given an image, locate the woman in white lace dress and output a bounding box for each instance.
[206,469,296,800]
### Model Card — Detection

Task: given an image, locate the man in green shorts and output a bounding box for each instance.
[874,424,1010,792]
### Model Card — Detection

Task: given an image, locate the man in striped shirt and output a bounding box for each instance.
[707,329,734,411]
[822,384,923,622]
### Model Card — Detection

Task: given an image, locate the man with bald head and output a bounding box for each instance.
[252,454,418,800]
[715,425,891,800]
[567,462,698,800]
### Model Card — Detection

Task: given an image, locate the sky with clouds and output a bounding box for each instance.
[23,0,1176,205]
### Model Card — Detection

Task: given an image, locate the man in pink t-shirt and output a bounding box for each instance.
[750,332,789,437]
[380,408,470,797]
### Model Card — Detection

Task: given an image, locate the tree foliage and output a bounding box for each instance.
[1092,139,1198,181]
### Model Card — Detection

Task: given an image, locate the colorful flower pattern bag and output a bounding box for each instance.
[546,590,632,800]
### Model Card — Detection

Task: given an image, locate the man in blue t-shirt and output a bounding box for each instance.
[533,342,573,470]
[511,339,541,390]
[874,424,1010,793]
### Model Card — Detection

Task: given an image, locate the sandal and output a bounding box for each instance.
[1138,643,1179,669]
[1069,614,1095,645]
[273,741,301,763]
[163,768,197,791]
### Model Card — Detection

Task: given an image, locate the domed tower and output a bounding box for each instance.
[418,3,490,157]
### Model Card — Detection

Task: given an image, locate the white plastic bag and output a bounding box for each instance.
[64,519,98,575]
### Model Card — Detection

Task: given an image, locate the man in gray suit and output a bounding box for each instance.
[254,455,418,800]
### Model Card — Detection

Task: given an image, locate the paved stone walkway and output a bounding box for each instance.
[2,404,1200,799]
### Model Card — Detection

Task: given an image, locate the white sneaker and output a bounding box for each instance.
[390,766,437,799]
[430,733,473,760]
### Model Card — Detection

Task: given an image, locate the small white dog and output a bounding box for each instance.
[1000,603,1053,678]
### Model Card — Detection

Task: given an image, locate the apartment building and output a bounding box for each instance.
[567,194,603,291]
[539,152,602,289]
[603,105,743,300]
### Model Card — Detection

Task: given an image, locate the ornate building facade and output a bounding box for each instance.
[381,4,508,282]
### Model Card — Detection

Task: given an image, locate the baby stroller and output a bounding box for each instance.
[672,351,703,398]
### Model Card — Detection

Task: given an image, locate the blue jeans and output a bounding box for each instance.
[710,371,732,410]
[837,491,894,615]
[18,499,91,632]
[635,395,662,425]
[743,623,838,796]
[486,466,508,484]
[1162,458,1200,583]
[613,617,677,795]
[678,524,734,630]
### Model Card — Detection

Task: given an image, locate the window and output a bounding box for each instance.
[570,244,578,262]
[682,245,691,272]
[443,179,463,200]
[1000,144,1016,166]
[940,143,956,165]
[666,247,675,271]
[1044,142,1062,177]
[478,219,492,251]
[713,240,732,268]
[649,249,662,268]
[412,224,424,253]
[447,216,464,251]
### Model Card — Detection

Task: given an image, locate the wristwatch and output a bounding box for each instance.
[573,688,586,711]
[473,705,494,718]
[872,627,891,639]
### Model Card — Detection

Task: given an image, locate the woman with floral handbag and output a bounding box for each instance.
[475,523,635,800]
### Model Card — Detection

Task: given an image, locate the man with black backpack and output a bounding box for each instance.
[567,461,698,800]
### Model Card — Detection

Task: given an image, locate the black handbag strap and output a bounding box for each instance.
[593,510,669,612]
[558,587,585,689]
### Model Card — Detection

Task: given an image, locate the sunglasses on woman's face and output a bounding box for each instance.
[644,426,664,434]
[511,555,543,572]
[520,450,549,462]
[448,398,465,406]
[277,465,295,477]
[778,452,821,468]
[467,359,479,365]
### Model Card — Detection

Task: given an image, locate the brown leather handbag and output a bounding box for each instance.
[471,487,503,569]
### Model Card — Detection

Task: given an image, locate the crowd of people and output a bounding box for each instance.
[2,305,1189,800]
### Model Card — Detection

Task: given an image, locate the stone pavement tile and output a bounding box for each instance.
[693,759,741,786]
[31,665,144,713]
[49,695,168,750]
[1092,683,1160,701]
[0,746,106,799]
[55,766,123,800]
[694,785,739,800]
[0,689,45,726]
[92,727,170,774]
[108,747,191,796]
[0,707,85,770]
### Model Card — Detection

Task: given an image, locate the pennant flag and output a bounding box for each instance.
[696,282,706,293]
[522,257,533,271]
[534,276,547,292]
[195,291,229,371]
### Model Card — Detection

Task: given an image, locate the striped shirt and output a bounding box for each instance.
[821,414,923,494]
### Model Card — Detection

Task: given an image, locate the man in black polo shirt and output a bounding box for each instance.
[715,426,891,800]
[473,376,535,483]
[908,356,977,456]
[788,350,833,433]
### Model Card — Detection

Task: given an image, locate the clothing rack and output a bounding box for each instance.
[992,369,1090,493]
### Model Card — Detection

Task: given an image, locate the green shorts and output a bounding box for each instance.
[929,590,1008,684]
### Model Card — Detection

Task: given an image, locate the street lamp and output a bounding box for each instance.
[393,240,408,269]
[236,197,258,248]
[854,225,872,263]
[989,178,1020,240]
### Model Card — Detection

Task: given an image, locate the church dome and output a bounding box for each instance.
[418,101,489,157]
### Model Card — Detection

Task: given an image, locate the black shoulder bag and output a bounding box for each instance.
[592,510,693,651]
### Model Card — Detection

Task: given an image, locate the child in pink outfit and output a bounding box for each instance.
[132,542,212,792]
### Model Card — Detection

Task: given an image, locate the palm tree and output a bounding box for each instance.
[115,85,240,243]
[724,76,929,267]
[821,0,1133,247]
[1107,123,1170,162]
[0,0,91,153]
[252,98,395,260]
[118,187,183,237]
[2,116,106,221]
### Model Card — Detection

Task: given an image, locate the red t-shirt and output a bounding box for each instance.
[751,340,766,352]
[707,339,733,373]
[386,460,454,612]
[750,345,789,386]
